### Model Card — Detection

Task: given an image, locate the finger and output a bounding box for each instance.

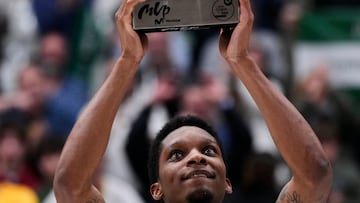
[218,28,231,54]
[139,32,148,51]
[115,0,146,24]
[118,0,127,13]
[219,27,232,42]
[115,0,127,20]
[239,0,254,24]
[219,28,224,47]
[122,0,146,23]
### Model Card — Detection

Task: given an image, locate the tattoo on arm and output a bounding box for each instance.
[285,191,302,203]
[277,187,328,203]
[277,186,303,203]
[86,198,105,203]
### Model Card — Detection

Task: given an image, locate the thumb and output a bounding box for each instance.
[219,27,233,57]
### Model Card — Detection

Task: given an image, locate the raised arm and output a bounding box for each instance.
[219,0,332,202]
[53,0,147,202]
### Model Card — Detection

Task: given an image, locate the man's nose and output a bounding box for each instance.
[187,149,207,165]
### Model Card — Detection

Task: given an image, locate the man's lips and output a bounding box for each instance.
[181,170,216,180]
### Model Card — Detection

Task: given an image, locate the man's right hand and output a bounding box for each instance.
[115,0,148,63]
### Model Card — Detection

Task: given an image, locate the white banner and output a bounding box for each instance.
[294,42,360,88]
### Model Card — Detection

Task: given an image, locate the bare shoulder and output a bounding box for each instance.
[276,182,328,203]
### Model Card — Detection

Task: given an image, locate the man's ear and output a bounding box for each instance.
[225,178,233,194]
[150,182,163,200]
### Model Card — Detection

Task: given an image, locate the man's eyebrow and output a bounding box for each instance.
[165,137,218,149]
[203,139,218,145]
[164,140,186,149]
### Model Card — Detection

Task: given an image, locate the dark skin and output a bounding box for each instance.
[150,127,232,203]
[53,0,332,202]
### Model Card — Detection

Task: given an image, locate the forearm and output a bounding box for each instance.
[229,57,331,184]
[54,57,139,195]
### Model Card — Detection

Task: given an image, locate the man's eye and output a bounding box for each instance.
[169,150,183,161]
[203,146,216,156]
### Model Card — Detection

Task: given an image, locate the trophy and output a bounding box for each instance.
[132,0,239,32]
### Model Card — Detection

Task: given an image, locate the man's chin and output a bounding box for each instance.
[186,188,214,203]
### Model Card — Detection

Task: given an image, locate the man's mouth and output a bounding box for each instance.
[182,170,216,180]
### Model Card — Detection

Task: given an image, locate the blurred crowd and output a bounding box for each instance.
[0,0,360,203]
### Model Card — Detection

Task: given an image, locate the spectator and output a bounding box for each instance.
[35,32,88,137]
[0,62,51,156]
[0,64,43,114]
[0,108,40,190]
[296,64,360,166]
[16,64,49,153]
[224,153,278,203]
[35,135,65,202]
[138,32,190,84]
[311,120,360,203]
[32,0,94,40]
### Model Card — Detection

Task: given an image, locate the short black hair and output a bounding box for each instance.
[0,108,30,143]
[147,114,225,184]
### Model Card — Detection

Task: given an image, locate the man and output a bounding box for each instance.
[53,0,333,202]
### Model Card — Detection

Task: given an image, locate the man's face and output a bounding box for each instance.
[151,126,232,203]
